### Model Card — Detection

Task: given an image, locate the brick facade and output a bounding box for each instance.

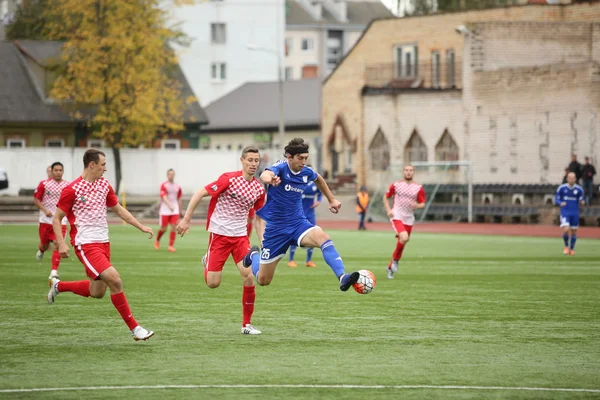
[322,2,600,186]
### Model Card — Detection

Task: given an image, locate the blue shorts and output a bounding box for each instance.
[305,211,316,225]
[560,214,579,229]
[260,218,317,263]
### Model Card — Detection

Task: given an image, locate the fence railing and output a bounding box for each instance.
[364,61,462,89]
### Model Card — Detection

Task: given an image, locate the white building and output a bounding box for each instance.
[0,0,19,40]
[171,0,286,107]
[285,0,393,80]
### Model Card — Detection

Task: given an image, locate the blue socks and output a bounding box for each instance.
[306,248,314,263]
[320,240,345,278]
[251,252,260,279]
[562,233,569,247]
[289,246,297,261]
[570,234,577,250]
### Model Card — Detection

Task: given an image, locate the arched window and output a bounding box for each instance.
[404,129,427,163]
[368,127,391,171]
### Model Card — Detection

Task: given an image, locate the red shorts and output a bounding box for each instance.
[205,232,250,272]
[75,243,112,280]
[39,223,67,246]
[160,214,179,227]
[391,219,413,236]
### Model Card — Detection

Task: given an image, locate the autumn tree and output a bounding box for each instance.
[36,0,193,194]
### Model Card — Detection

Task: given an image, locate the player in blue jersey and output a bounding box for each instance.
[288,173,322,268]
[243,138,360,291]
[555,172,585,255]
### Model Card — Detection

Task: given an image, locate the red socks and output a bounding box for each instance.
[111,292,138,330]
[242,286,256,326]
[58,280,91,297]
[169,231,176,246]
[51,250,61,271]
[156,229,165,242]
[393,240,405,261]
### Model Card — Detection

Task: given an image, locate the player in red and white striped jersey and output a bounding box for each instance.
[48,149,155,341]
[177,146,266,335]
[155,169,183,252]
[383,165,426,279]
[33,162,70,282]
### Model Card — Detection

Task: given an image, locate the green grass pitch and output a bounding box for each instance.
[0,224,599,399]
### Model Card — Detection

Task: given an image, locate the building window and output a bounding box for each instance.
[326,30,343,72]
[210,23,226,44]
[238,144,243,150]
[435,129,459,170]
[7,138,25,148]
[404,129,427,162]
[211,62,227,81]
[46,139,65,148]
[301,38,313,51]
[285,38,293,56]
[199,135,211,150]
[216,145,221,150]
[368,128,390,171]
[446,49,455,88]
[395,44,418,78]
[87,139,105,148]
[161,139,180,150]
[431,51,440,88]
[285,67,293,81]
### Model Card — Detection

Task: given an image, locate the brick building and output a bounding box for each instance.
[321,2,600,187]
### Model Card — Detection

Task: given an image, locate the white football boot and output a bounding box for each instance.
[47,277,60,304]
[131,326,155,341]
[241,324,261,335]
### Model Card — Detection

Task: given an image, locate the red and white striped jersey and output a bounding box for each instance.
[385,181,426,225]
[159,181,182,216]
[33,178,69,225]
[204,171,265,237]
[56,176,119,245]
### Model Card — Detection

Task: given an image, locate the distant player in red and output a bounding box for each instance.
[48,149,155,341]
[383,164,426,279]
[155,168,182,252]
[177,146,266,335]
[33,162,70,283]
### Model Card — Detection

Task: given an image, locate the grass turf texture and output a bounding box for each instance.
[0,224,599,399]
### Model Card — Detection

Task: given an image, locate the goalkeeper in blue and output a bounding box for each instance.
[555,171,585,255]
[243,138,360,291]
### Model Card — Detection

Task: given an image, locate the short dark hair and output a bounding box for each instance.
[241,146,259,158]
[51,162,63,170]
[83,149,105,168]
[284,138,309,157]
[167,168,174,174]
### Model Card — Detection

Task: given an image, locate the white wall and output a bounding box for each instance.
[285,30,321,79]
[0,148,245,196]
[172,0,285,106]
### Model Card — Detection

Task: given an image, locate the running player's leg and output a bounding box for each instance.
[245,223,290,286]
[299,224,359,291]
[233,237,260,334]
[168,215,178,252]
[568,215,579,255]
[560,216,570,254]
[155,215,168,249]
[37,223,51,261]
[204,233,231,288]
[388,220,411,278]
[288,245,298,267]
[305,213,316,267]
[48,225,67,281]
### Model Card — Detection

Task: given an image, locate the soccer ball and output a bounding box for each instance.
[352,270,376,294]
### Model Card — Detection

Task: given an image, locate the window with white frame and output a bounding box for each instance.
[46,139,65,148]
[301,38,314,52]
[87,139,105,148]
[211,62,226,81]
[285,37,293,56]
[395,44,418,78]
[285,67,293,81]
[7,138,25,148]
[161,139,180,150]
[210,23,226,44]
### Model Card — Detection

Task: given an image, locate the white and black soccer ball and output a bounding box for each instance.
[352,269,376,294]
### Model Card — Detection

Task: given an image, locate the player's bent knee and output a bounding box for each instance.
[257,276,272,286]
[206,281,220,289]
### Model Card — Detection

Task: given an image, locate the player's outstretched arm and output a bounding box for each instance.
[254,215,266,243]
[314,174,341,214]
[111,203,154,239]
[260,170,281,186]
[177,188,208,237]
[53,208,70,258]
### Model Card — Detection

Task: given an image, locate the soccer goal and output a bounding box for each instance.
[370,160,474,223]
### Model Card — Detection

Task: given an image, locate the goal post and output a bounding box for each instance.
[370,160,474,223]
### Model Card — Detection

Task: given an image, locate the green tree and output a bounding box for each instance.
[9,0,195,194]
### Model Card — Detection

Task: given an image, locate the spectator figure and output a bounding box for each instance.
[568,154,582,183]
[562,167,570,184]
[356,186,370,231]
[581,157,596,205]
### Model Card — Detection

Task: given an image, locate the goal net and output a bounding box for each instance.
[369,161,474,223]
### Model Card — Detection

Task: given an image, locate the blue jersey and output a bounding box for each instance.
[302,181,322,217]
[256,160,318,223]
[555,183,584,216]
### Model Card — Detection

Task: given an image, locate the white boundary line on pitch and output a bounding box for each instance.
[1,385,600,393]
